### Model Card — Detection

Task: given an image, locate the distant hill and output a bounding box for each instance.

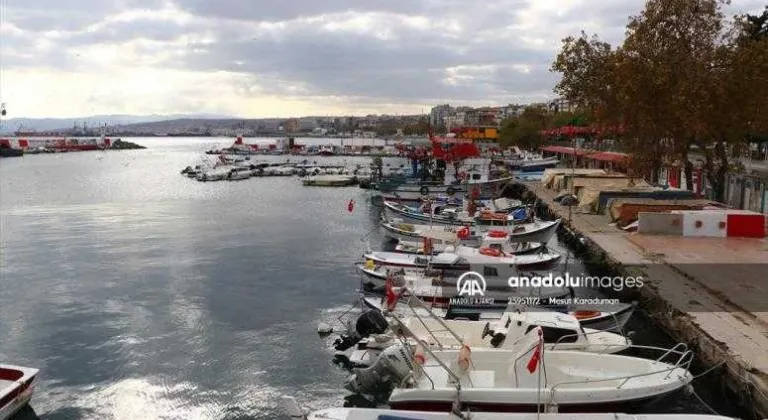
[0,114,236,133]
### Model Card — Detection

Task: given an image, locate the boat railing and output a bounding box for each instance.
[547,345,694,394]
[388,315,464,390]
[386,294,477,390]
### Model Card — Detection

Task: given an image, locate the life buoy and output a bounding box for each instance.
[446,186,456,195]
[420,186,429,196]
[457,226,470,240]
[573,310,601,320]
[479,247,502,257]
[488,230,508,238]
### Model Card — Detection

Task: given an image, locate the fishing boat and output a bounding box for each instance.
[375,174,514,202]
[394,230,545,255]
[353,324,694,413]
[360,295,637,332]
[382,201,527,226]
[356,266,574,306]
[302,175,357,187]
[227,167,252,180]
[196,167,232,182]
[507,155,559,172]
[0,364,39,420]
[381,218,561,245]
[362,243,561,276]
[341,305,632,368]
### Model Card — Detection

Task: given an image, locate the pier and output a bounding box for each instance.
[512,180,768,419]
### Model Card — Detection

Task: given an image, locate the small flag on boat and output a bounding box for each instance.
[527,328,543,373]
[385,275,398,311]
[347,199,355,213]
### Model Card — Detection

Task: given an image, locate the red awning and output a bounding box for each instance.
[586,151,629,163]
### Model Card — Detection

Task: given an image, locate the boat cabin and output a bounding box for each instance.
[492,310,587,348]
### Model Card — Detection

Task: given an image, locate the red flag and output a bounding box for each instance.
[385,275,398,311]
[347,199,355,213]
[527,329,543,373]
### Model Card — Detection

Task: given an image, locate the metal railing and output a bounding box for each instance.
[547,345,694,393]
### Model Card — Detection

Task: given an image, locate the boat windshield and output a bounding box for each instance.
[526,324,579,343]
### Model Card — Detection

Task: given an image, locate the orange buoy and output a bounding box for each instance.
[457,226,471,240]
[488,230,508,238]
[479,247,502,257]
[573,310,601,320]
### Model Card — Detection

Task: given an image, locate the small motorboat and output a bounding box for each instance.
[380,217,561,245]
[351,326,694,413]
[227,167,252,181]
[394,229,545,256]
[340,304,631,368]
[355,266,574,307]
[0,364,39,420]
[361,244,562,277]
[360,295,637,332]
[281,399,740,420]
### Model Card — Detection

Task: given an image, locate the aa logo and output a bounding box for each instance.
[456,271,487,297]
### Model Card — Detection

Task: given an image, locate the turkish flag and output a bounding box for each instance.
[527,343,541,373]
[385,276,398,311]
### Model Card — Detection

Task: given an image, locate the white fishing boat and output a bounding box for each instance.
[0,364,39,420]
[264,166,296,176]
[381,217,560,245]
[383,201,528,227]
[302,175,357,187]
[356,265,573,306]
[394,230,545,256]
[342,304,631,368]
[196,167,232,181]
[227,167,252,180]
[281,400,741,420]
[348,323,693,413]
[361,295,637,332]
[362,243,561,277]
[395,239,544,255]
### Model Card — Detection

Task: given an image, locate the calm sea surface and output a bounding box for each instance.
[0,137,742,419]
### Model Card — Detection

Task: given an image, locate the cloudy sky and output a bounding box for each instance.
[0,0,763,118]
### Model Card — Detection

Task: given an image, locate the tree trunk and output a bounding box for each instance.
[682,139,693,191]
[713,140,728,202]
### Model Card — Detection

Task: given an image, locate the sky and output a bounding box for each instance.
[0,0,764,118]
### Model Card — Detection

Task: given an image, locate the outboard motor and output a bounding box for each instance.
[344,343,417,394]
[333,309,389,351]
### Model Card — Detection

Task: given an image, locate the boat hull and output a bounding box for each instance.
[387,394,677,413]
[362,254,561,274]
[360,296,635,331]
[577,303,636,331]
[380,219,560,245]
[0,364,38,420]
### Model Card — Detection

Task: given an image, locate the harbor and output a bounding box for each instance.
[0,137,765,419]
[1,0,766,416]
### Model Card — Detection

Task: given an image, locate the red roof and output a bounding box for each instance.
[540,146,589,156]
[586,151,629,163]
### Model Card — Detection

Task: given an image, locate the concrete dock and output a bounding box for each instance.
[518,180,768,418]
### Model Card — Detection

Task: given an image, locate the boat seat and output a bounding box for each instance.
[462,370,495,388]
